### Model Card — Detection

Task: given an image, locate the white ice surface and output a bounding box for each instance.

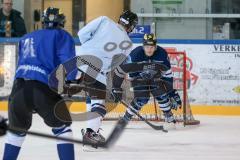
[0,112,240,160]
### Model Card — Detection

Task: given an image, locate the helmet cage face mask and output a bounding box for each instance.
[42,7,66,29]
[127,20,138,33]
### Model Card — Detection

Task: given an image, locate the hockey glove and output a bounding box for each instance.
[63,79,83,96]
[139,70,158,80]
[0,116,7,136]
[168,89,182,110]
[111,88,123,103]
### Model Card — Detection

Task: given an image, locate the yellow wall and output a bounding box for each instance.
[1,101,240,115]
[44,0,72,34]
[86,0,124,23]
[43,0,124,33]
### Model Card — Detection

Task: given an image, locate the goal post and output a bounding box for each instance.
[165,48,200,125]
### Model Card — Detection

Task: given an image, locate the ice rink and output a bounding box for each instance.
[0,112,240,160]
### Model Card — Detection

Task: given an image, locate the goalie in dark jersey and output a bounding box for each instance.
[111,33,182,123]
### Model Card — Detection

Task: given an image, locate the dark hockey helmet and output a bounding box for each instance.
[42,7,66,29]
[143,33,157,46]
[119,10,138,33]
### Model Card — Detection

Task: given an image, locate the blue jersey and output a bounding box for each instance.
[127,46,173,83]
[15,29,76,85]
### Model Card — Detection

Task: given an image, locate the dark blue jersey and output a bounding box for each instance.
[127,46,173,83]
[112,45,173,89]
[15,29,76,85]
[129,46,170,67]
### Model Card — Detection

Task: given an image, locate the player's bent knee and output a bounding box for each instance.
[43,112,72,129]
[8,121,31,136]
[124,98,149,120]
[132,97,149,109]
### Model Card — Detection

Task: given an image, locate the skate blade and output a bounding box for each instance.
[82,145,105,152]
[163,122,176,130]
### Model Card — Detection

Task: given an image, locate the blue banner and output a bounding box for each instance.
[129,25,151,38]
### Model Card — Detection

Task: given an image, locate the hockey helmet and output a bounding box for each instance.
[42,7,66,29]
[143,33,157,46]
[119,10,138,33]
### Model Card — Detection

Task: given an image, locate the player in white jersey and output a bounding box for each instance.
[76,10,138,148]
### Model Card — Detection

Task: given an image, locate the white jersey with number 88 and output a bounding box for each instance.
[77,16,132,85]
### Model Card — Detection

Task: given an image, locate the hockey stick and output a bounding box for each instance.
[6,121,126,148]
[120,100,168,132]
[7,126,90,146]
[61,83,167,132]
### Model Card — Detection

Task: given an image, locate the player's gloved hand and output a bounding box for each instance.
[63,79,83,96]
[168,89,182,110]
[139,70,157,80]
[0,116,7,136]
[111,88,123,103]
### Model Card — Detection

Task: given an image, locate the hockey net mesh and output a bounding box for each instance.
[104,48,200,125]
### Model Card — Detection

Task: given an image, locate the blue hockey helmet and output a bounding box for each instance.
[143,33,157,46]
[42,7,65,29]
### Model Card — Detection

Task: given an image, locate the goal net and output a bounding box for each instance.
[104,48,200,125]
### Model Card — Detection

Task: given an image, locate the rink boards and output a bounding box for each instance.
[0,38,239,115]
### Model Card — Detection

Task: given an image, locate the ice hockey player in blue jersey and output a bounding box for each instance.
[2,7,75,160]
[111,33,182,124]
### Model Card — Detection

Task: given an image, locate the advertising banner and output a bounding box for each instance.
[156,43,240,106]
[0,41,239,106]
[0,45,16,99]
[129,25,151,38]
